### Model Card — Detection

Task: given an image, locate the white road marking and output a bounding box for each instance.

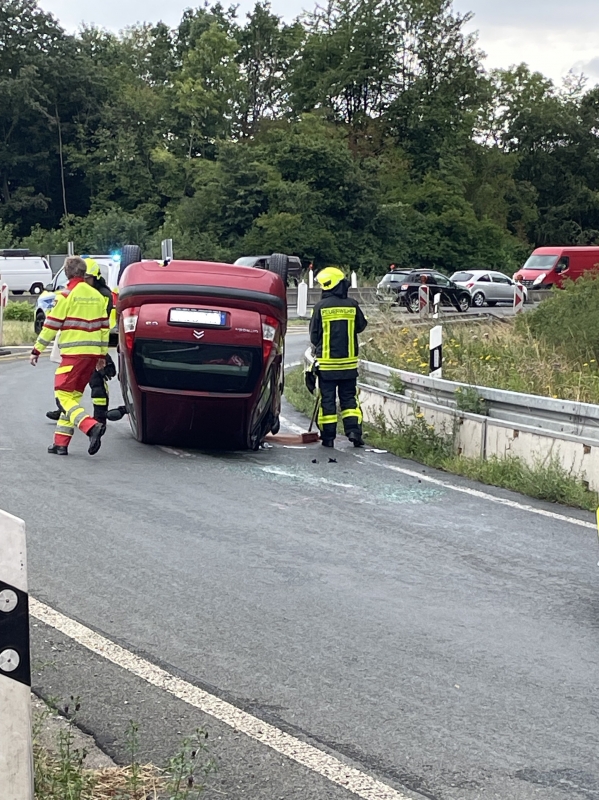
[360,457,596,531]
[284,361,301,369]
[30,598,416,800]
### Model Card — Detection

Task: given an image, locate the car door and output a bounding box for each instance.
[490,273,514,303]
[430,273,453,304]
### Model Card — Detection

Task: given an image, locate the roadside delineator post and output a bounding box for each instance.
[161,239,174,263]
[514,283,524,314]
[308,263,314,289]
[429,325,443,378]
[0,509,33,800]
[418,285,430,318]
[351,271,358,289]
[296,280,308,318]
[432,292,441,320]
[67,241,75,256]
[0,280,9,356]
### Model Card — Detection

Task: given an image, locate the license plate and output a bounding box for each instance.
[169,308,227,326]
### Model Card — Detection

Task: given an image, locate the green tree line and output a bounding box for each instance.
[1,0,599,275]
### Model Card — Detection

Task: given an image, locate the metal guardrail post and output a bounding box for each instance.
[0,509,33,800]
[161,239,174,263]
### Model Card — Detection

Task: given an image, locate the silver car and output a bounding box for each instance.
[450,270,528,308]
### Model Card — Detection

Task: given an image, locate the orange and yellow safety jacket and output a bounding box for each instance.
[33,278,109,357]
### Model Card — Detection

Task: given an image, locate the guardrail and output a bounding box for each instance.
[358,360,599,442]
[303,349,599,489]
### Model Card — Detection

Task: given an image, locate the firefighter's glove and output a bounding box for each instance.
[103,360,117,380]
[304,368,317,395]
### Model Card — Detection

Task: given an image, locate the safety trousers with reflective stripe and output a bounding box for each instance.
[53,356,99,447]
[89,370,109,423]
[317,377,363,443]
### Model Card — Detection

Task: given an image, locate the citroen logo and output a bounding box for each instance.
[193,330,205,339]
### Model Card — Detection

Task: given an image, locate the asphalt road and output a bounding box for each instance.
[1,333,598,800]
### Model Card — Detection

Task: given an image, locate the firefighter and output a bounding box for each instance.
[308,267,368,448]
[30,256,109,456]
[45,258,127,423]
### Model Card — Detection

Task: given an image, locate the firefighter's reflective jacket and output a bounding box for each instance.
[33,278,109,357]
[309,281,368,379]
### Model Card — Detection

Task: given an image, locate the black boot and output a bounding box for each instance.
[321,439,334,448]
[106,405,127,422]
[348,430,365,447]
[48,444,68,456]
[46,409,61,421]
[87,423,106,455]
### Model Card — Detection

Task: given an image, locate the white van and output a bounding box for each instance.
[0,249,52,295]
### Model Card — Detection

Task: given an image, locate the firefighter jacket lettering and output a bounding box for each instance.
[34,277,109,356]
[310,281,368,379]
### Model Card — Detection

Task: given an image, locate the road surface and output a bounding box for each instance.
[0,333,597,800]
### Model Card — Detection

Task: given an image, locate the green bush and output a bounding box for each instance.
[525,272,599,363]
[3,301,34,321]
[455,386,487,415]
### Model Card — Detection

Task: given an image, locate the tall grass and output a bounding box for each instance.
[360,316,599,403]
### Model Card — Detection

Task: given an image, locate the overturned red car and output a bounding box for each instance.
[117,255,288,450]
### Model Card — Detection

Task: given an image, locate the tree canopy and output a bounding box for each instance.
[1,0,598,275]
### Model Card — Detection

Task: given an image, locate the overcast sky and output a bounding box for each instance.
[40,0,599,85]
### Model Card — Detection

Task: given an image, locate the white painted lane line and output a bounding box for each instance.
[30,599,417,800]
[360,458,596,531]
[284,361,301,369]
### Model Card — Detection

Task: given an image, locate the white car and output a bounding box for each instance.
[450,270,528,308]
[0,249,52,295]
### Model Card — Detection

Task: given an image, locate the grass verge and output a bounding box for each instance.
[1,320,34,346]
[284,366,599,511]
[360,314,599,404]
[34,702,216,800]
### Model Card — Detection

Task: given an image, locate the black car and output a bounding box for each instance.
[380,269,471,313]
[376,270,412,302]
[234,254,304,285]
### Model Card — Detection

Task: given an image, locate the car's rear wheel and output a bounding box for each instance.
[12,290,23,295]
[30,283,43,295]
[119,244,142,282]
[406,293,420,313]
[269,253,289,286]
[457,294,470,313]
[472,291,485,307]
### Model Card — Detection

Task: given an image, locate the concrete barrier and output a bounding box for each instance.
[359,384,599,492]
[0,509,33,800]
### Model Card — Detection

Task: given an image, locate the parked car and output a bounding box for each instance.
[117,256,287,450]
[234,254,303,285]
[0,249,52,295]
[382,269,471,313]
[376,270,412,303]
[450,270,528,307]
[513,246,599,290]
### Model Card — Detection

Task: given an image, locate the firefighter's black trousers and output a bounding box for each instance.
[318,376,362,443]
[88,353,115,423]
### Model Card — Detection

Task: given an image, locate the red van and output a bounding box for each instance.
[513,246,599,289]
[117,258,287,450]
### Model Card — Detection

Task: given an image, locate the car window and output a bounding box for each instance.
[478,274,491,282]
[431,274,450,286]
[234,257,258,267]
[451,272,473,282]
[381,273,407,283]
[491,274,511,284]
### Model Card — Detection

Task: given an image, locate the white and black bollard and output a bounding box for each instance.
[308,264,314,289]
[429,325,443,378]
[432,292,441,320]
[0,509,33,800]
[418,285,430,318]
[0,280,10,355]
[351,271,358,289]
[296,279,308,318]
[514,283,524,314]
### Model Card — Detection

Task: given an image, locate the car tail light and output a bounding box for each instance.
[261,315,278,361]
[466,282,475,288]
[401,284,409,290]
[122,307,139,352]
